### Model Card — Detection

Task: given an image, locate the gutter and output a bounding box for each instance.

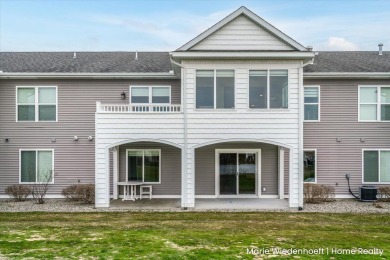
[297,58,314,209]
[303,72,390,79]
[171,51,315,60]
[0,72,178,79]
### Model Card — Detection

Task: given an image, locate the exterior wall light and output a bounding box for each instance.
[88,136,94,141]
[121,92,126,99]
[73,136,78,141]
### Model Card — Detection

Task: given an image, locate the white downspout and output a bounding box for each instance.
[298,58,314,208]
[170,56,189,208]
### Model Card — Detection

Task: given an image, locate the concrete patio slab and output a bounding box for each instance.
[109,198,289,210]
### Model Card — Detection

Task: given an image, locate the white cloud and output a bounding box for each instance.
[324,37,360,51]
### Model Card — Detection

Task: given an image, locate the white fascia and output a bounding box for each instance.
[0,72,177,79]
[304,72,390,79]
[171,51,315,60]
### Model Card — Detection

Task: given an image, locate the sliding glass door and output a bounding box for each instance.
[219,152,257,196]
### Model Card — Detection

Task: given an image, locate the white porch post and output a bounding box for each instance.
[278,147,285,199]
[181,148,187,207]
[113,146,119,200]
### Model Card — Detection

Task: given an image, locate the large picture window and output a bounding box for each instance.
[20,150,54,183]
[249,70,288,109]
[304,86,320,121]
[127,150,160,183]
[130,86,170,104]
[17,86,57,122]
[359,86,390,121]
[303,150,316,183]
[363,150,390,183]
[196,70,235,109]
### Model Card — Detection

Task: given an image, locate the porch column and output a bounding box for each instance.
[113,146,119,200]
[278,147,285,199]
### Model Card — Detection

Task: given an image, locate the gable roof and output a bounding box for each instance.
[304,51,390,73]
[0,52,173,73]
[177,6,308,51]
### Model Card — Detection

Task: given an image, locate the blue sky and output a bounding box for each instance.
[0,0,389,51]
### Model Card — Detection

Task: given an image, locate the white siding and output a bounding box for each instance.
[95,114,185,207]
[183,60,301,207]
[191,15,294,51]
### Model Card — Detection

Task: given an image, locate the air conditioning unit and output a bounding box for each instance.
[359,186,377,202]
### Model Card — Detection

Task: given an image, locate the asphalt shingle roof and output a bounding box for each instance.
[0,51,389,73]
[304,51,390,73]
[0,52,173,73]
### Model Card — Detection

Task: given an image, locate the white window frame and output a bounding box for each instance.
[215,149,261,198]
[303,149,317,183]
[248,69,289,110]
[125,149,161,184]
[303,85,320,122]
[358,85,390,122]
[195,69,236,110]
[129,86,171,105]
[16,86,58,122]
[19,149,55,184]
[362,149,390,184]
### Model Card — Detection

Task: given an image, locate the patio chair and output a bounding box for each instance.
[140,185,152,200]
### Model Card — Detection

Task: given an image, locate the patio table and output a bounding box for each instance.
[117,181,144,201]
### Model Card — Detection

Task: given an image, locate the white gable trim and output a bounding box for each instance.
[177,6,307,52]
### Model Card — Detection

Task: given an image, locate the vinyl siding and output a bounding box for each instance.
[183,60,301,206]
[117,142,181,195]
[195,142,279,196]
[304,79,390,195]
[191,15,294,51]
[0,79,180,195]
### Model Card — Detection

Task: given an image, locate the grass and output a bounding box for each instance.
[0,212,389,259]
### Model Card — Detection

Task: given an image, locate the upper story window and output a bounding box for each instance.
[196,70,235,109]
[130,86,170,104]
[17,86,57,122]
[359,86,390,121]
[304,86,320,121]
[249,70,288,109]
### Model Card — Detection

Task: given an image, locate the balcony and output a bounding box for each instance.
[96,102,181,113]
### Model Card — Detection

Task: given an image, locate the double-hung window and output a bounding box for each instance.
[249,70,288,109]
[17,86,57,122]
[20,150,54,183]
[359,86,390,121]
[127,150,160,183]
[131,86,171,104]
[304,86,320,121]
[363,150,390,183]
[196,70,235,109]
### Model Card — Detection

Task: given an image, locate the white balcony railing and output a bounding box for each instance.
[96,102,181,113]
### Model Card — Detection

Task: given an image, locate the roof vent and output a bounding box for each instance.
[378,43,383,55]
[306,46,313,51]
[135,51,138,60]
[73,52,77,59]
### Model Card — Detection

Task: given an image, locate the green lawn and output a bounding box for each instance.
[0,212,389,259]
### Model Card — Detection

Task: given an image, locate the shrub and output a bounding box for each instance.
[61,185,80,201]
[5,185,31,201]
[76,184,95,204]
[62,184,95,204]
[378,186,390,202]
[30,170,53,204]
[304,183,335,204]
